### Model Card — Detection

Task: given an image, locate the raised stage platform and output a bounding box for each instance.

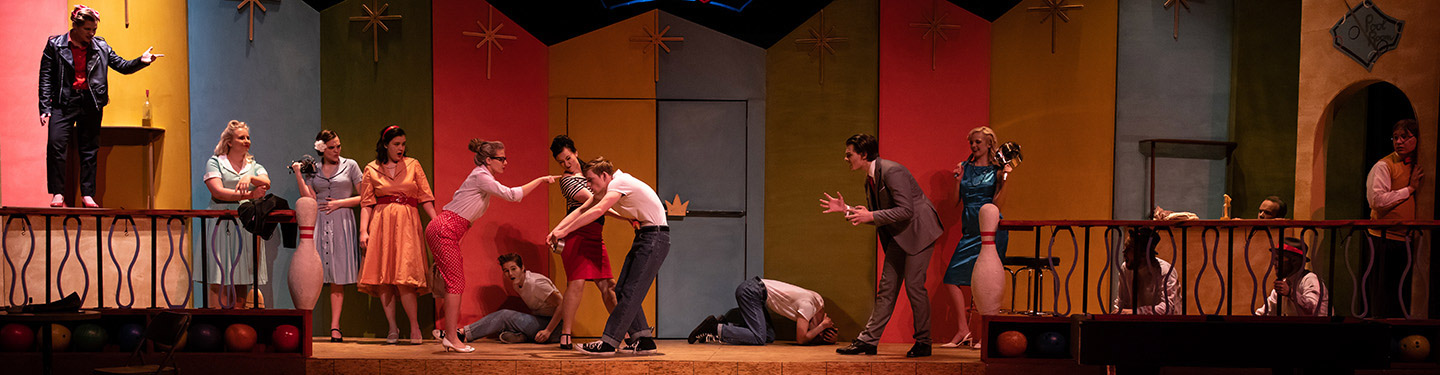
[307,338,982,375]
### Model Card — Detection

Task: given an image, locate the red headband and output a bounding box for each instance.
[1279,244,1305,256]
[72,5,98,21]
[382,125,399,137]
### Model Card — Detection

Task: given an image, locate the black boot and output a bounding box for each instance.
[836,340,878,355]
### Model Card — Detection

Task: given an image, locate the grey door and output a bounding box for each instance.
[656,100,748,338]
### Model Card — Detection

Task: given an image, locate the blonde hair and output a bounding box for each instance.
[214,120,254,163]
[468,139,505,166]
[967,126,999,165]
[71,5,100,26]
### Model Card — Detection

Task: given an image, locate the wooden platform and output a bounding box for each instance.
[307,338,982,375]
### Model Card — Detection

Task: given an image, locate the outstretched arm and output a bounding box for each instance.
[550,191,621,243]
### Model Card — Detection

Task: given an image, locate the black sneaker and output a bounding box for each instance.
[576,340,617,356]
[688,316,720,344]
[630,337,658,355]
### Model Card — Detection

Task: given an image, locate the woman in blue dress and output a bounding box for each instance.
[198,120,271,309]
[290,130,362,342]
[942,126,1010,349]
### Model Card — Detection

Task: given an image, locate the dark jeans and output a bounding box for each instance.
[600,227,670,347]
[47,94,103,196]
[1364,235,1413,318]
[719,277,776,345]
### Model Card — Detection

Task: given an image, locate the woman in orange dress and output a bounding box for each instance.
[358,125,437,345]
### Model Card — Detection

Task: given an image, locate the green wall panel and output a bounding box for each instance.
[764,0,879,342]
[1227,1,1300,219]
[319,0,435,338]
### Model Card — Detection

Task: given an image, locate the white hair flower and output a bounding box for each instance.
[314,140,327,152]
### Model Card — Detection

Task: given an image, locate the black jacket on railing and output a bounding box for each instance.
[38,34,149,115]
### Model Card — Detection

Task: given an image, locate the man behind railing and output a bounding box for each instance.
[1255,237,1330,317]
[1365,119,1423,318]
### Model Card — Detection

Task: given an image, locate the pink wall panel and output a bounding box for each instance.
[877,0,991,343]
[433,0,550,325]
[1,0,67,207]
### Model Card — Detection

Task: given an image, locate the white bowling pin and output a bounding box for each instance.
[972,203,1005,316]
[288,197,324,310]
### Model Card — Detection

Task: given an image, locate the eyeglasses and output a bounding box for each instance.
[1392,133,1414,142]
[491,156,508,162]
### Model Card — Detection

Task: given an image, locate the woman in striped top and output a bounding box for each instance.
[545,135,620,349]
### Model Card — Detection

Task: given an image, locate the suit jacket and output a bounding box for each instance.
[39,34,148,115]
[866,158,944,255]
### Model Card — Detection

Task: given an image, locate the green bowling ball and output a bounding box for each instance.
[72,324,108,352]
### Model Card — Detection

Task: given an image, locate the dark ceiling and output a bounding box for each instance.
[483,0,1024,48]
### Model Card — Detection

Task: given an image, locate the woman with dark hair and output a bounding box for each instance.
[424,139,555,353]
[358,125,437,345]
[546,135,619,349]
[941,126,1012,349]
[290,130,362,342]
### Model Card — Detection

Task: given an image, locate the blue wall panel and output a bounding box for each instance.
[188,0,322,308]
[1113,0,1233,219]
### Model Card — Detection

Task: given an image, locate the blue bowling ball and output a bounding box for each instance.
[187,323,221,352]
[1037,331,1068,356]
[115,323,145,352]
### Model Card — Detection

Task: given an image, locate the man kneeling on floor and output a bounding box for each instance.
[688,277,838,346]
[443,253,563,344]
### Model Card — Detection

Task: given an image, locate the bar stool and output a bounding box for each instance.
[1002,256,1061,316]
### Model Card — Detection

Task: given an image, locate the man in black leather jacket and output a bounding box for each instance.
[39,5,162,208]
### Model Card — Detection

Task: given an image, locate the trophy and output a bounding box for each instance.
[995,142,1023,167]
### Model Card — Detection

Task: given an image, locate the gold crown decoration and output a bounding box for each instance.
[665,195,689,217]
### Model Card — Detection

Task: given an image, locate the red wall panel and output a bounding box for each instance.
[877,0,991,343]
[0,0,66,207]
[432,0,550,325]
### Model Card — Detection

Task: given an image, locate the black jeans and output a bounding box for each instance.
[718,277,776,345]
[47,93,103,197]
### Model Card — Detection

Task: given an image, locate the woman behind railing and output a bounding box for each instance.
[197,120,270,309]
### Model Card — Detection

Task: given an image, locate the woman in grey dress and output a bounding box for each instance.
[291,130,362,342]
[199,120,271,308]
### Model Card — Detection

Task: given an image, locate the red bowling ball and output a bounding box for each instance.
[271,325,301,353]
[1,323,33,352]
[224,324,257,352]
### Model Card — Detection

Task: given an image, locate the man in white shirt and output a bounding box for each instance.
[1255,237,1330,316]
[687,277,837,346]
[448,253,562,344]
[548,157,669,356]
[1364,119,1423,318]
[1112,227,1180,315]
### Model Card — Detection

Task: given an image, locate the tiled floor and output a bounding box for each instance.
[309,338,983,374]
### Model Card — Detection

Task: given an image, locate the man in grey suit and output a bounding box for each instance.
[820,134,944,357]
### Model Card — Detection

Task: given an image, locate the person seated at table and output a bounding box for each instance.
[686,277,838,346]
[1112,227,1180,315]
[449,253,563,344]
[1257,196,1288,220]
[1255,237,1329,316]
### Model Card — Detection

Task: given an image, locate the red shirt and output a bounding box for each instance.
[68,34,88,91]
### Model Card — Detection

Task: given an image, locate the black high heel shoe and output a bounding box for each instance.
[559,334,573,350]
[330,328,344,343]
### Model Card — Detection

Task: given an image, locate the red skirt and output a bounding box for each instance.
[561,221,612,280]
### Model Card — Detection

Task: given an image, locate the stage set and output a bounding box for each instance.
[3,0,1440,374]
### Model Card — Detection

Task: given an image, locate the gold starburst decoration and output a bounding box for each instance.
[237,0,267,41]
[629,13,684,82]
[1027,0,1084,54]
[348,0,403,62]
[909,0,964,70]
[795,10,848,85]
[665,195,689,217]
[462,5,517,80]
[1164,0,1190,40]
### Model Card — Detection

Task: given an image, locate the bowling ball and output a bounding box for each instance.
[272,325,301,353]
[1,323,34,352]
[1037,331,1067,356]
[188,323,221,352]
[996,330,1028,357]
[1398,335,1431,362]
[71,323,108,352]
[224,324,257,352]
[36,324,71,351]
[115,323,146,352]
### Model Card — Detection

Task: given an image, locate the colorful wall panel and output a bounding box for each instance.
[321,0,437,334]
[764,0,880,342]
[990,0,1117,314]
[1227,1,1300,220]
[1295,0,1440,317]
[432,0,551,332]
[188,0,322,310]
[547,12,658,337]
[653,13,766,338]
[876,0,990,344]
[0,0,65,207]
[1114,0,1232,220]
